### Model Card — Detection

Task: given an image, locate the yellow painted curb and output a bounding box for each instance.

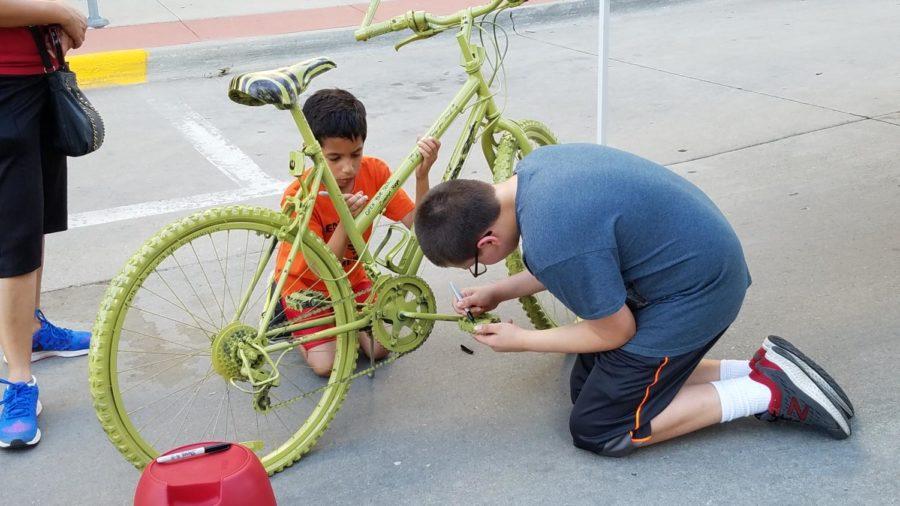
[68,49,148,89]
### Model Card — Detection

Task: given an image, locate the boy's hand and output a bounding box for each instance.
[415,137,441,179]
[343,191,368,217]
[454,285,500,316]
[473,320,525,352]
[319,190,369,216]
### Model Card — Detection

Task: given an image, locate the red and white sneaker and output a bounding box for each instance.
[762,335,854,419]
[750,346,851,439]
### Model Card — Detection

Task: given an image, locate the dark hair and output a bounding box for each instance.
[415,179,501,266]
[302,89,367,143]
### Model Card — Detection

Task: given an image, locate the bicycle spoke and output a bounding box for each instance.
[145,364,214,449]
[169,367,213,450]
[249,263,316,328]
[118,328,204,352]
[238,231,250,303]
[209,233,238,322]
[128,369,218,418]
[170,251,219,333]
[233,235,276,322]
[118,349,210,357]
[144,275,217,332]
[190,242,227,327]
[206,386,228,441]
[118,354,211,374]
[129,306,212,336]
[120,348,210,394]
[267,394,293,433]
[227,387,240,443]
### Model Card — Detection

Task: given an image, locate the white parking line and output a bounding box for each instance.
[68,182,285,229]
[68,100,290,229]
[172,106,280,186]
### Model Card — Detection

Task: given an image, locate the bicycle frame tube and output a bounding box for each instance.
[278,8,527,286]
[265,316,373,354]
[361,22,511,225]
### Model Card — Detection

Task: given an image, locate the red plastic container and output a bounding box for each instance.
[134,442,276,506]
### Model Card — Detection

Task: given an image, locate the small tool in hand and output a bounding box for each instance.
[449,282,475,323]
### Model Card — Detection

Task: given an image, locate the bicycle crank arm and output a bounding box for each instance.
[397,311,464,321]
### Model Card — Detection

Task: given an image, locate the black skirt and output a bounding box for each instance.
[0,74,68,277]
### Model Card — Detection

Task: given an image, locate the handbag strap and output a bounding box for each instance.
[47,27,69,71]
[28,26,54,73]
[28,26,67,73]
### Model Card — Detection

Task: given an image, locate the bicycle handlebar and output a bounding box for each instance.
[354,0,522,42]
[356,17,405,41]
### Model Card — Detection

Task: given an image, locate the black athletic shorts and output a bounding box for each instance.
[0,74,68,278]
[568,327,728,452]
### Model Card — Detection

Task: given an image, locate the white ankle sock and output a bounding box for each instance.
[711,376,772,423]
[719,359,752,380]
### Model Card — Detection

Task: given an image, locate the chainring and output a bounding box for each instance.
[371,275,436,353]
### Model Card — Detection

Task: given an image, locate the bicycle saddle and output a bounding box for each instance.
[228,57,336,110]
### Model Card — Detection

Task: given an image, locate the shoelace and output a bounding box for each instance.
[0,379,37,419]
[34,309,73,350]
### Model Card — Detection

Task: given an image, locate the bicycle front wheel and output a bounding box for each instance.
[491,120,578,329]
[89,205,359,475]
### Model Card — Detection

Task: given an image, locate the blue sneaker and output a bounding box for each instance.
[30,310,91,362]
[0,377,42,448]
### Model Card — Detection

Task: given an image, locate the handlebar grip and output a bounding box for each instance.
[355,18,400,41]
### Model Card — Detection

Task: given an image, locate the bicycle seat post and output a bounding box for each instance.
[289,105,322,156]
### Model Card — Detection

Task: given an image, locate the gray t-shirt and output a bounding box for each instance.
[515,144,751,357]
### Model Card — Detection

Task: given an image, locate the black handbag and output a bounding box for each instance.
[29,26,104,157]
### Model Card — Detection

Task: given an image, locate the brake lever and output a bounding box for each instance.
[394,28,446,51]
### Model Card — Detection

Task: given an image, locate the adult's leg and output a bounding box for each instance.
[34,238,43,311]
[0,270,39,382]
[0,76,46,379]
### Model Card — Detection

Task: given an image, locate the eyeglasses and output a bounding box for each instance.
[468,231,491,278]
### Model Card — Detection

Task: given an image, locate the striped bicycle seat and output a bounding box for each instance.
[228,57,336,110]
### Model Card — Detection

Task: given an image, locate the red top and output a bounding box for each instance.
[275,156,416,294]
[0,27,58,76]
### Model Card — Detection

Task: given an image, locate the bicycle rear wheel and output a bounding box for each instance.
[491,120,578,329]
[89,205,359,475]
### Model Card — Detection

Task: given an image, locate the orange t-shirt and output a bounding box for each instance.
[275,156,415,295]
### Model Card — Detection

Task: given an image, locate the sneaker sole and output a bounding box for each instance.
[2,349,89,364]
[764,349,851,439]
[0,429,41,448]
[0,401,42,449]
[764,335,854,419]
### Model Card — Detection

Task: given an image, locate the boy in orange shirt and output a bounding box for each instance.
[274,89,440,376]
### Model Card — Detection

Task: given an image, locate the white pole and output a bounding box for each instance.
[597,0,609,145]
[86,0,109,28]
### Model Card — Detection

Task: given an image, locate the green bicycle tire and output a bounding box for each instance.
[491,120,576,329]
[88,205,358,475]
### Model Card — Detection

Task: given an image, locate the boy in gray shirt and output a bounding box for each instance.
[415,144,852,455]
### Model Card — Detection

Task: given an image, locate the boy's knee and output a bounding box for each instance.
[311,363,333,377]
[569,411,639,458]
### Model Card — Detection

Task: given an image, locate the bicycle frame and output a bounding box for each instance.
[253,7,537,356]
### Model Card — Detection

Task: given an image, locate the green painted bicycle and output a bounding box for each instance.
[89,0,576,475]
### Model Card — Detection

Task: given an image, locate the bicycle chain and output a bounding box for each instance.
[265,349,407,411]
[261,282,411,411]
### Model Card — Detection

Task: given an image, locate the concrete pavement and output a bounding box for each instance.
[1,0,899,504]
